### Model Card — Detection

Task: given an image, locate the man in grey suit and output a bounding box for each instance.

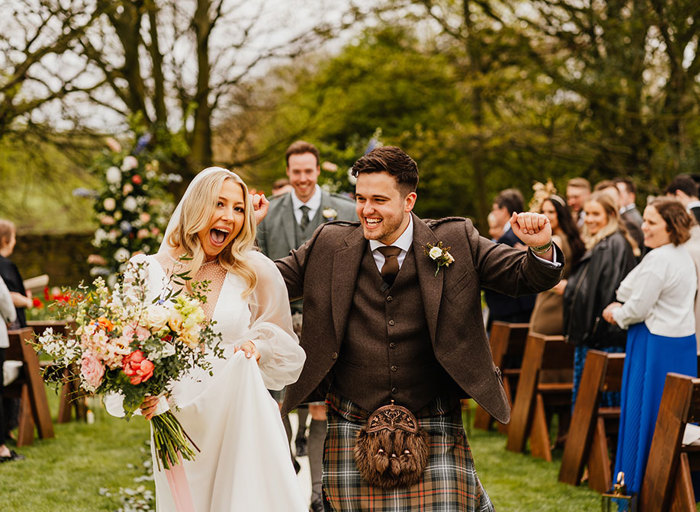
[615,177,645,251]
[256,140,356,512]
[269,146,562,511]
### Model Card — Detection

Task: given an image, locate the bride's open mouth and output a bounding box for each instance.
[209,228,230,246]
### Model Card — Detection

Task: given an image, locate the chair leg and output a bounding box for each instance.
[529,394,553,461]
[473,405,491,431]
[670,452,695,512]
[57,379,72,423]
[16,386,35,447]
[587,417,612,493]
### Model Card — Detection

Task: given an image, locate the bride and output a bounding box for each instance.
[106,167,307,511]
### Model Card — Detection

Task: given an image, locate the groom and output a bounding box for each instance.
[274,146,562,511]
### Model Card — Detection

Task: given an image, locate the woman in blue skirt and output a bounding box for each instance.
[602,198,697,496]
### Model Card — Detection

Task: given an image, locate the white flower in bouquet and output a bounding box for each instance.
[179,326,202,349]
[106,167,122,184]
[104,197,117,211]
[150,340,176,360]
[122,155,139,171]
[168,310,184,333]
[144,303,171,333]
[123,196,138,212]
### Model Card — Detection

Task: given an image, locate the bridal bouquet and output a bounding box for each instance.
[33,261,223,470]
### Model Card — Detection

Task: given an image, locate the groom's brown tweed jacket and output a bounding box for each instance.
[278,213,563,423]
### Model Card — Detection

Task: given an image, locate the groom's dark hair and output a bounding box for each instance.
[351,146,419,195]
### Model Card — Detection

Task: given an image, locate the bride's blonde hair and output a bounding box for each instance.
[167,169,257,296]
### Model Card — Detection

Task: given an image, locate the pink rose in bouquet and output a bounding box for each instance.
[123,350,155,385]
[81,352,105,390]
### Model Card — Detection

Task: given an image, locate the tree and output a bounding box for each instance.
[65,0,369,185]
[505,0,700,188]
[0,0,106,138]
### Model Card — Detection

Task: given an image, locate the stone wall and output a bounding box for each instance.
[13,232,94,288]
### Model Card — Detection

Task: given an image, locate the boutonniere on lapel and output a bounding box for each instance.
[424,241,454,276]
[322,207,338,220]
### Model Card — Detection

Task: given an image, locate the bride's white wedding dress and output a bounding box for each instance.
[106,250,307,511]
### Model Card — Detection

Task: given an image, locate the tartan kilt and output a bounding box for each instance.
[323,393,494,511]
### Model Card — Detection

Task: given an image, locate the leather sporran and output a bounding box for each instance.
[353,402,429,489]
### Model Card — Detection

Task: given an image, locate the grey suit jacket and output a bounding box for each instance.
[277,213,563,423]
[621,207,644,251]
[256,189,357,260]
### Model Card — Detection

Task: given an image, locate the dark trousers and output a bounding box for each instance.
[0,348,6,445]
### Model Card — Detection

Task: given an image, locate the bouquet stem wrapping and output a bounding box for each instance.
[151,411,199,471]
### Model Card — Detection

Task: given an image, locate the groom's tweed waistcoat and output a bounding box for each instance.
[331,246,457,413]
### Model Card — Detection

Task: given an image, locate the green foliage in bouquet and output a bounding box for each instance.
[90,134,180,285]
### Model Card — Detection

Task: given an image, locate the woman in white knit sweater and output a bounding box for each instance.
[602,198,697,495]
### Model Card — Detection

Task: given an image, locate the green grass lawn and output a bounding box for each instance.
[0,391,153,512]
[0,395,677,511]
[469,423,600,511]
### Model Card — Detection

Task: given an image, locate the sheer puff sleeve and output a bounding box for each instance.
[244,251,305,390]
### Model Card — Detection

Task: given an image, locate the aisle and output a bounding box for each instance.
[289,411,312,503]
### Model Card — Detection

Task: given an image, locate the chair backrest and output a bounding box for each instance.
[5,327,34,365]
[558,350,625,488]
[601,353,625,394]
[506,333,573,453]
[489,321,529,370]
[539,334,573,370]
[640,373,700,511]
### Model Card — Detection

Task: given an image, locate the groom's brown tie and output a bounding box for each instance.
[377,246,401,286]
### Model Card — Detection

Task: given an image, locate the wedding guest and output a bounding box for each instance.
[483,188,536,329]
[529,195,585,335]
[0,219,32,441]
[684,223,700,351]
[271,177,294,196]
[566,177,591,229]
[108,168,307,511]
[563,192,638,406]
[614,178,644,241]
[487,211,504,241]
[665,174,700,224]
[596,179,644,251]
[602,198,696,496]
[256,140,356,511]
[0,220,32,328]
[269,146,563,511]
[0,275,22,462]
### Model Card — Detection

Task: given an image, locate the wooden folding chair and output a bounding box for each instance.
[640,372,700,511]
[473,321,529,433]
[4,327,54,446]
[558,350,625,492]
[28,321,86,423]
[505,333,574,461]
